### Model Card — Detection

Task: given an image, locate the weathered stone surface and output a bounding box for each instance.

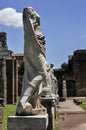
[0,32,12,59]
[8,114,48,130]
[68,50,86,96]
[0,32,8,50]
[62,80,67,98]
[41,97,57,130]
[0,58,18,105]
[6,59,18,104]
[0,59,6,105]
[16,7,49,115]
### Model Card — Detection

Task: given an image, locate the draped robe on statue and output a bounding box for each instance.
[16,7,49,115]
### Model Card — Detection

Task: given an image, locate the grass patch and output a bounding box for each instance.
[3,104,60,130]
[54,126,59,130]
[3,105,16,130]
[80,103,86,110]
[54,121,60,130]
[79,98,86,111]
[54,120,59,130]
[54,111,60,130]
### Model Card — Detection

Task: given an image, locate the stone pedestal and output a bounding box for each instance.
[41,96,57,130]
[8,114,48,130]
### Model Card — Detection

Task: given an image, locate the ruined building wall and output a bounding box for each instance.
[0,32,18,105]
[0,59,7,105]
[0,58,18,105]
[73,50,86,96]
[0,32,8,49]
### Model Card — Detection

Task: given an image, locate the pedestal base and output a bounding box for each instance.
[8,114,48,130]
[41,96,57,130]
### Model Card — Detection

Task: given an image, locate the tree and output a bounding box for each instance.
[18,61,24,76]
[61,62,68,71]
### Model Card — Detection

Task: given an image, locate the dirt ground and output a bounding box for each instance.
[56,99,86,130]
[58,113,86,130]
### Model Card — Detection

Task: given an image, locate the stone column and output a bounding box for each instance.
[3,59,7,105]
[0,58,7,105]
[6,59,14,104]
[41,97,56,130]
[14,59,18,104]
[6,58,18,104]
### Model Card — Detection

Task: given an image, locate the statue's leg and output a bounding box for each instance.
[16,74,43,115]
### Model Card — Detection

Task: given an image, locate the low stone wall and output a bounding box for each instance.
[0,107,3,130]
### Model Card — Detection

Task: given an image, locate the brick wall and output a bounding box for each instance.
[0,59,7,105]
[73,50,86,96]
[6,59,18,104]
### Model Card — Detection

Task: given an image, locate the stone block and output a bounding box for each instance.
[8,114,48,130]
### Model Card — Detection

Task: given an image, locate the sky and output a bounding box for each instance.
[0,0,86,68]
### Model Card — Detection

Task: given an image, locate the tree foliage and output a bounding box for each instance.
[18,61,24,76]
[61,62,68,70]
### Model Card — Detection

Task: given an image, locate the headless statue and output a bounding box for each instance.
[16,7,50,115]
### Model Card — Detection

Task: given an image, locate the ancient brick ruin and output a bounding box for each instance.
[0,31,86,104]
[6,59,18,104]
[54,49,86,97]
[0,32,8,49]
[68,50,86,96]
[0,59,7,105]
[0,32,18,105]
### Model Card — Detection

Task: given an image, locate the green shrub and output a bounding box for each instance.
[79,98,86,111]
[80,104,86,110]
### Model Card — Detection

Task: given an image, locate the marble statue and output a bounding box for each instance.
[62,80,67,98]
[41,64,58,97]
[16,7,50,115]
